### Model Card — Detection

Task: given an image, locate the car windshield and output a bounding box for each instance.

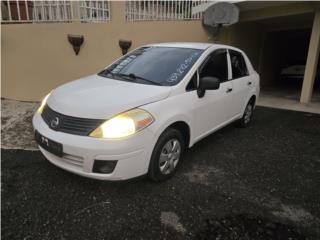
[98,46,203,86]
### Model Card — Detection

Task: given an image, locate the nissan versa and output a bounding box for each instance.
[33,43,260,181]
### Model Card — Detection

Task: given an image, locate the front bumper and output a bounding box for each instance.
[33,112,156,180]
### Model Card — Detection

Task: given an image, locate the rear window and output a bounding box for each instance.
[229,50,249,79]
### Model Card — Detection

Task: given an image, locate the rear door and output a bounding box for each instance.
[229,49,253,115]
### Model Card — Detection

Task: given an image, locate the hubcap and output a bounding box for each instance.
[159,139,181,175]
[244,104,253,124]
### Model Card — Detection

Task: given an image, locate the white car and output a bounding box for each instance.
[33,43,259,181]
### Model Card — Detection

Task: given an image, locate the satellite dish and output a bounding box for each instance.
[203,2,239,28]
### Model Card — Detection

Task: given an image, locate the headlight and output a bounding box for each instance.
[90,109,154,139]
[37,92,52,113]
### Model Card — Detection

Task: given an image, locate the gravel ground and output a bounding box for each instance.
[1,99,38,150]
[1,107,320,240]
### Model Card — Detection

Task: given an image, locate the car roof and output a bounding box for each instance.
[145,42,235,50]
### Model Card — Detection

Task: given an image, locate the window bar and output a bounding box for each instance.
[125,1,128,21]
[171,1,174,19]
[49,0,53,21]
[138,1,141,20]
[151,0,154,20]
[156,0,158,20]
[160,0,162,20]
[6,0,12,21]
[32,2,36,21]
[150,0,152,20]
[195,0,198,19]
[179,0,181,20]
[187,0,191,19]
[175,0,177,19]
[63,0,67,21]
[191,0,194,19]
[143,0,146,20]
[90,0,93,21]
[147,0,149,20]
[184,0,188,20]
[70,0,74,21]
[15,0,21,21]
[103,0,106,20]
[56,1,60,22]
[24,0,29,21]
[78,1,81,21]
[165,0,167,19]
[108,0,111,20]
[127,1,129,21]
[180,1,184,20]
[153,0,158,20]
[40,1,45,21]
[145,0,147,20]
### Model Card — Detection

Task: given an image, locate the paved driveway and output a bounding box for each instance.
[2,107,320,240]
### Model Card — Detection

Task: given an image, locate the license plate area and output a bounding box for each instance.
[35,131,63,157]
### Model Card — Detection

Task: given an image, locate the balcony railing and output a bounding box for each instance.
[125,0,207,21]
[1,0,111,23]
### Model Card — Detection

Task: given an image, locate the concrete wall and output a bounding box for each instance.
[228,22,265,71]
[1,2,214,101]
[5,1,314,101]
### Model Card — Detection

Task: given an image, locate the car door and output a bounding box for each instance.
[193,49,234,141]
[229,49,253,115]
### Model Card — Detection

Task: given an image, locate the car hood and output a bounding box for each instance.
[47,75,171,119]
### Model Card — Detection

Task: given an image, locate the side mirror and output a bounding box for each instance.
[197,77,220,98]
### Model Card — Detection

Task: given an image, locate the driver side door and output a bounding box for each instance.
[193,49,234,142]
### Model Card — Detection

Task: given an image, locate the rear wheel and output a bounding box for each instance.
[148,128,185,181]
[237,100,254,128]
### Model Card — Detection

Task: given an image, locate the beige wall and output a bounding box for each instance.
[1,2,214,101]
[228,22,265,71]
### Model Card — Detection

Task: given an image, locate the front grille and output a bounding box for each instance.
[41,105,104,136]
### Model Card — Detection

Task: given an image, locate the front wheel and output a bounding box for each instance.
[148,128,185,182]
[237,101,254,128]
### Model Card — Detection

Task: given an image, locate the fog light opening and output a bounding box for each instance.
[93,160,117,174]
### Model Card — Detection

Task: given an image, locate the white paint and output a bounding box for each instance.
[272,204,319,224]
[160,212,186,234]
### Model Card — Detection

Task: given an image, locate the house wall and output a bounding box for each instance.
[1,1,218,101]
[228,21,265,71]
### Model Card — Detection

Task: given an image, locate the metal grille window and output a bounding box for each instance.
[1,0,111,23]
[125,0,207,21]
[33,1,72,22]
[80,1,111,22]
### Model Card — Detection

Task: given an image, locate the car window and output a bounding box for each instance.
[229,50,249,79]
[199,49,228,82]
[186,72,197,91]
[99,47,203,86]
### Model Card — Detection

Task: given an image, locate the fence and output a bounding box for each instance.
[1,0,111,23]
[125,0,207,21]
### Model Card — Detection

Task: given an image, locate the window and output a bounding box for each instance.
[199,49,228,82]
[186,72,197,91]
[229,50,248,79]
[99,47,203,86]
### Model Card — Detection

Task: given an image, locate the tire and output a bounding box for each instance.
[237,100,254,128]
[148,128,185,182]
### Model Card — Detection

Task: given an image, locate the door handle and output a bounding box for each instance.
[247,81,252,86]
[226,88,233,93]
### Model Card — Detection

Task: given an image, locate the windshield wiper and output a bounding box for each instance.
[117,73,162,86]
[99,71,162,86]
[98,69,115,78]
